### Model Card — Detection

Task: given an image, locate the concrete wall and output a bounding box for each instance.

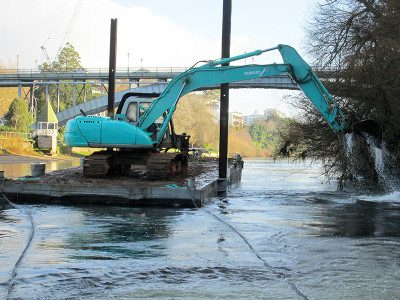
[38,135,57,153]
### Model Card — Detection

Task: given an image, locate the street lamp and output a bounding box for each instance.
[128,52,131,90]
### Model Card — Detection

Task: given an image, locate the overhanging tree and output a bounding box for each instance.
[280,0,400,185]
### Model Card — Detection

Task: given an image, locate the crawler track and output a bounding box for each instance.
[146,153,187,180]
[82,151,187,180]
[83,151,114,178]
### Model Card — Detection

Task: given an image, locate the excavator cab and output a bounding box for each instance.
[116,94,187,151]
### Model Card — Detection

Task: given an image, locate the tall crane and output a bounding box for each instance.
[39,0,84,67]
[40,38,51,66]
[55,0,84,60]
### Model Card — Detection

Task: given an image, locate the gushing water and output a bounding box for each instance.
[344,132,399,192]
[367,136,385,182]
[345,133,354,156]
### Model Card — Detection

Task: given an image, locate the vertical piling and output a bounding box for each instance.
[29,85,34,113]
[218,0,232,190]
[108,18,117,119]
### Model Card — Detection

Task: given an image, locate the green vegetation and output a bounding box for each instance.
[35,43,94,113]
[249,115,285,152]
[4,97,34,133]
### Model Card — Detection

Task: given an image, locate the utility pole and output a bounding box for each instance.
[218,0,232,193]
[107,18,117,152]
[108,18,117,119]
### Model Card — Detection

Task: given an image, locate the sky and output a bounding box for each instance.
[0,0,316,116]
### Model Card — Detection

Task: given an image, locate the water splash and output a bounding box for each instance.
[344,133,399,193]
[343,133,357,180]
[345,133,354,156]
[357,191,400,203]
[367,136,385,181]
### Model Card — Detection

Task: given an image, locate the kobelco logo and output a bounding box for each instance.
[244,70,261,76]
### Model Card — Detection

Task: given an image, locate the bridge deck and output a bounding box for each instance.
[56,77,298,126]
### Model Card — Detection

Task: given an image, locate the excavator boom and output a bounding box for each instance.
[138,45,348,145]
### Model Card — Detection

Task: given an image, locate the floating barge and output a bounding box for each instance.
[1,157,243,208]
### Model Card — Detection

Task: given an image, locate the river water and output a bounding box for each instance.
[0,159,399,299]
[0,158,80,179]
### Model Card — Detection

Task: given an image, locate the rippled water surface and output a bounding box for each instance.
[1,159,399,299]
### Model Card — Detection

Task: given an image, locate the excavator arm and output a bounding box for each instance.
[64,44,381,179]
[138,45,348,146]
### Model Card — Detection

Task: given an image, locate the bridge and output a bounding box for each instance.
[55,75,298,126]
[0,67,301,125]
[0,67,185,85]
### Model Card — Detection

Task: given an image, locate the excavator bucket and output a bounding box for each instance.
[351,119,382,148]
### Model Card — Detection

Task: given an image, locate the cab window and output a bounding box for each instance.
[126,102,138,122]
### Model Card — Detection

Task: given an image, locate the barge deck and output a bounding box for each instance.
[1,157,243,208]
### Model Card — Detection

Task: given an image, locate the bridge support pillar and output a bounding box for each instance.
[29,85,34,113]
[73,84,76,106]
[57,84,60,112]
[84,83,87,102]
[18,84,22,98]
[45,84,49,103]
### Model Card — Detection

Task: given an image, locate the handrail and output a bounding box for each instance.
[0,66,341,76]
[0,131,31,139]
[0,67,188,75]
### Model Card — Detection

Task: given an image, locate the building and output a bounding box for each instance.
[244,112,264,126]
[210,99,220,123]
[264,108,285,119]
[34,101,59,154]
[229,112,244,127]
[243,108,285,126]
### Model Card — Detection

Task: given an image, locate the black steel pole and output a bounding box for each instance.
[108,18,117,119]
[219,0,232,180]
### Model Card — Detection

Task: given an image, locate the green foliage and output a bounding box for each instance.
[203,143,216,152]
[52,43,82,71]
[248,116,286,151]
[4,97,34,133]
[249,123,268,148]
[34,43,94,115]
[0,125,14,132]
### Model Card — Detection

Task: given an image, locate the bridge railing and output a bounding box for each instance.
[0,131,31,139]
[0,66,343,75]
[0,67,188,75]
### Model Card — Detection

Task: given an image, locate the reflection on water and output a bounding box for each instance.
[0,159,80,178]
[0,159,399,299]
